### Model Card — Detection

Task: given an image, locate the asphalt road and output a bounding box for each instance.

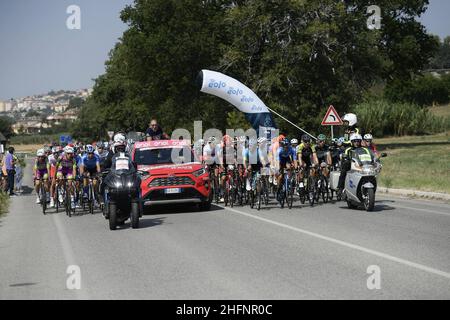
[0,160,449,300]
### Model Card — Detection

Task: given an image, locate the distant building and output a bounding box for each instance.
[0,101,5,113]
[12,120,51,135]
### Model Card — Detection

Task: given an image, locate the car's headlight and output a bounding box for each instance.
[193,168,206,177]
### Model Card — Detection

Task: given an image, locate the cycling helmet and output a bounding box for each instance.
[52,147,58,154]
[86,145,95,153]
[301,134,311,143]
[207,136,216,144]
[281,138,290,146]
[317,134,326,141]
[364,133,373,141]
[198,139,205,146]
[342,113,358,127]
[290,138,298,145]
[350,133,362,142]
[238,136,246,143]
[337,137,345,145]
[257,137,267,144]
[37,149,45,157]
[64,146,74,154]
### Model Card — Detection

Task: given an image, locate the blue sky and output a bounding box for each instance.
[0,0,449,100]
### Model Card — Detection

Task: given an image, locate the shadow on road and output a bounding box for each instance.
[19,186,34,195]
[337,201,396,212]
[143,203,225,215]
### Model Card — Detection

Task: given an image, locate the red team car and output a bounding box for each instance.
[132,140,212,211]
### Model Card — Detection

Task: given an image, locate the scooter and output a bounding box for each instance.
[103,153,142,230]
[343,153,387,211]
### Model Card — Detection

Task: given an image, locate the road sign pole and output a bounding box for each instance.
[331,126,334,140]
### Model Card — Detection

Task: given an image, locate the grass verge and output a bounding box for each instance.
[0,192,10,217]
[376,132,450,194]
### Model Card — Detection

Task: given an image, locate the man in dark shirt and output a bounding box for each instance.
[145,119,169,141]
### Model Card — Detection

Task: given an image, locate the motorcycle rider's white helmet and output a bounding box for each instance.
[113,133,126,143]
[364,134,373,141]
[37,149,45,157]
[290,138,298,145]
[350,133,363,142]
[342,113,358,127]
[113,140,126,153]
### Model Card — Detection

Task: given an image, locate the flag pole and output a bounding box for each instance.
[266,107,317,140]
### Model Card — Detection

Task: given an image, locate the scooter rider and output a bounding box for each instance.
[337,133,376,196]
[100,136,129,209]
[103,133,128,170]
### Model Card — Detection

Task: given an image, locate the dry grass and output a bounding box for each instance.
[376,132,450,194]
[13,144,42,154]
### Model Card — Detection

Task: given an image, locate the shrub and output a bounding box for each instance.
[352,99,449,136]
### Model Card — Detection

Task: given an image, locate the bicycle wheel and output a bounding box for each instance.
[256,180,262,211]
[322,177,330,203]
[55,184,60,213]
[263,178,270,205]
[65,183,71,217]
[40,184,47,215]
[277,180,285,209]
[315,177,321,203]
[224,181,229,207]
[287,178,295,209]
[307,176,316,207]
[89,183,94,214]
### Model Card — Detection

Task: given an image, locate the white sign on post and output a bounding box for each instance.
[321,105,343,140]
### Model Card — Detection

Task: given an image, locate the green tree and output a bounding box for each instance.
[0,116,14,138]
[68,97,85,110]
[73,0,437,140]
[428,36,450,69]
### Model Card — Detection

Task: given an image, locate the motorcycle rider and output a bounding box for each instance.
[342,113,361,147]
[363,134,380,159]
[337,133,376,196]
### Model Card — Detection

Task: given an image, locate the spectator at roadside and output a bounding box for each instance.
[4,147,16,196]
[145,119,169,141]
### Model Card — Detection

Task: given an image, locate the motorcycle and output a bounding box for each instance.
[343,153,387,211]
[103,153,142,230]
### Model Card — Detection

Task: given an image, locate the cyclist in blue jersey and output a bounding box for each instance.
[276,138,297,192]
[79,145,101,206]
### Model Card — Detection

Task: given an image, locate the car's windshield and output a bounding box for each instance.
[134,147,197,165]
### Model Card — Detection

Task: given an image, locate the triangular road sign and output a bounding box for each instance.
[321,105,342,125]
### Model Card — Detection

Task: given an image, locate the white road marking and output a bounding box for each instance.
[52,214,90,299]
[219,205,450,280]
[390,204,450,217]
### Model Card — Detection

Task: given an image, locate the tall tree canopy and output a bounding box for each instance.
[73,0,438,140]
